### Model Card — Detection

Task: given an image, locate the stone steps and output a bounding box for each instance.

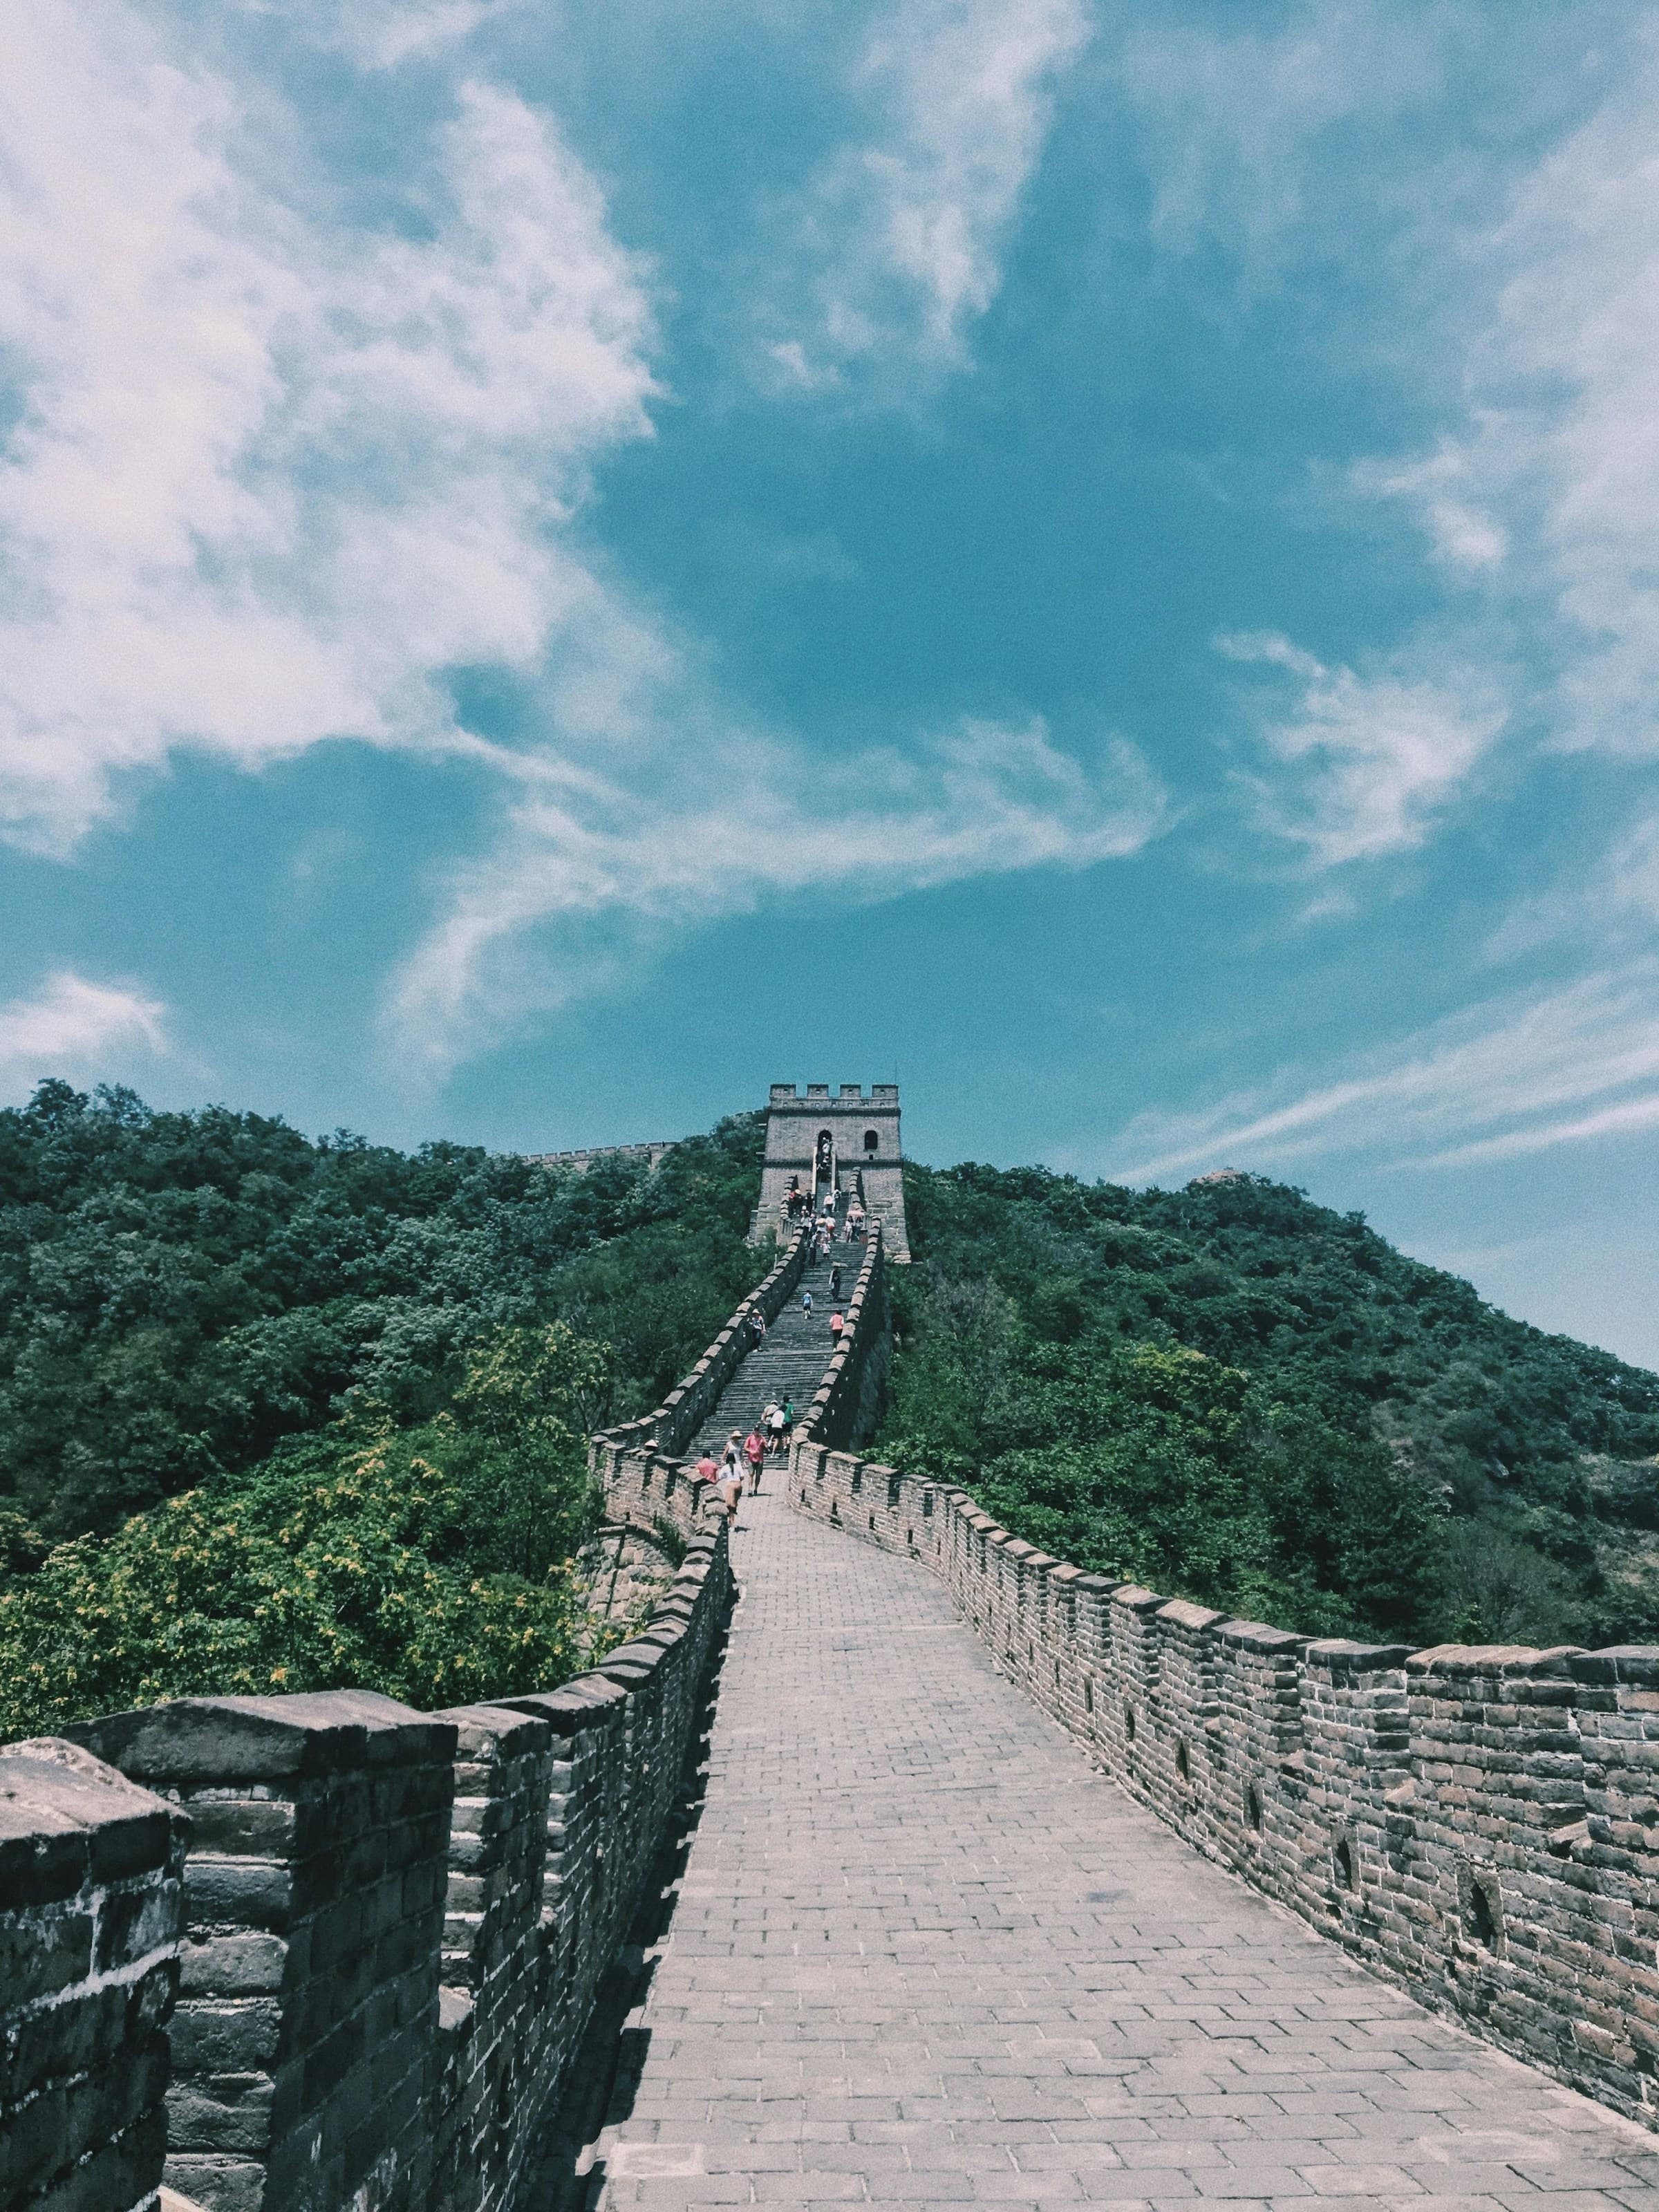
[686,1226,867,1460]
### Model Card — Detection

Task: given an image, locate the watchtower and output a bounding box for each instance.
[752,1082,910,1260]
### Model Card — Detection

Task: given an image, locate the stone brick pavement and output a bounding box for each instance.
[588,1489,1659,2211]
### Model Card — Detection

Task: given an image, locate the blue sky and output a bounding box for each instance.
[7,0,1659,1362]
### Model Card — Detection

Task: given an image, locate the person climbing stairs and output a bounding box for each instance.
[685,1207,853,1465]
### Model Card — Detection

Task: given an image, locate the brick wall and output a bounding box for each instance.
[0,1517,735,2212]
[797,1226,888,1454]
[426,1521,734,2212]
[592,1224,812,1464]
[791,1443,1659,2132]
[66,1690,458,2212]
[0,1737,187,2212]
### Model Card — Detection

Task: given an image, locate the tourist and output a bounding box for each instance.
[800,1286,814,1317]
[767,1400,788,1456]
[830,1263,842,1298]
[718,1438,744,1521]
[830,1310,845,1345]
[695,1448,719,1496]
[749,1305,767,1347]
[744,1427,766,1492]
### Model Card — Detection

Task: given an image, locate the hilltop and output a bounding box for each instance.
[0,1080,767,1548]
[878,1161,1659,1649]
[0,1082,771,1738]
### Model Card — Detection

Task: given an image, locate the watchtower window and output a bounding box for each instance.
[863,1128,879,1152]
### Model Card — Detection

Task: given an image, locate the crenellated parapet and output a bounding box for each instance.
[0,1533,735,2212]
[789,1447,1659,2132]
[523,1141,677,1174]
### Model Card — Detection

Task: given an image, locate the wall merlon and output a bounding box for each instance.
[1573,1646,1659,1687]
[1304,1638,1411,1674]
[1159,1598,1225,1633]
[0,1738,187,2212]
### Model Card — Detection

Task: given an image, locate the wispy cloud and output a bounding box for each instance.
[0,6,657,852]
[324,0,526,70]
[0,972,167,1099]
[0,1,1165,1074]
[1217,632,1505,866]
[759,0,1089,392]
[1114,963,1659,1183]
[1365,29,1659,762]
[388,718,1163,1066]
[1118,5,1659,881]
[1114,0,1455,281]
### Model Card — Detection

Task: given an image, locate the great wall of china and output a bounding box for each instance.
[5,1082,1659,2212]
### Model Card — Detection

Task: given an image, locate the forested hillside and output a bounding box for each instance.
[879,1163,1659,1649]
[0,1080,764,1543]
[6,1079,1658,1739]
[0,1082,767,1736]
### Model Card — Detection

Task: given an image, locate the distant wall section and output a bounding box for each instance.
[525,1141,677,1174]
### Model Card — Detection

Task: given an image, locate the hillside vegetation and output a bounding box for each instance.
[879,1163,1659,1649]
[0,1082,767,1737]
[6,1082,1657,1737]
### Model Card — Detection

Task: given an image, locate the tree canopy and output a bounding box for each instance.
[0,1084,769,1740]
[0,1081,766,1541]
[7,1084,1657,1738]
[878,1162,1659,1647]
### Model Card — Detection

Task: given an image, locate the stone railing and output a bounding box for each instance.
[0,1524,733,2212]
[592,1224,811,1464]
[788,1447,1659,2132]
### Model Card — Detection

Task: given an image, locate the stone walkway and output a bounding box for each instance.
[590,1490,1659,2211]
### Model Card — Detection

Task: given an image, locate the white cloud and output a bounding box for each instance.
[1217,632,1505,866]
[0,6,657,852]
[1378,37,1659,759]
[1253,17,1659,777]
[326,0,525,70]
[1114,962,1659,1183]
[1113,1,1451,281]
[0,972,167,1098]
[388,718,1164,1065]
[1116,6,1659,868]
[760,0,1089,390]
[0,2,1162,1073]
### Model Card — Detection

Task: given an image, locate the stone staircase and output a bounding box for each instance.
[687,1210,860,1461]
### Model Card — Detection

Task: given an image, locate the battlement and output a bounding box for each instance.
[525,1138,676,1172]
[767,1082,900,1108]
